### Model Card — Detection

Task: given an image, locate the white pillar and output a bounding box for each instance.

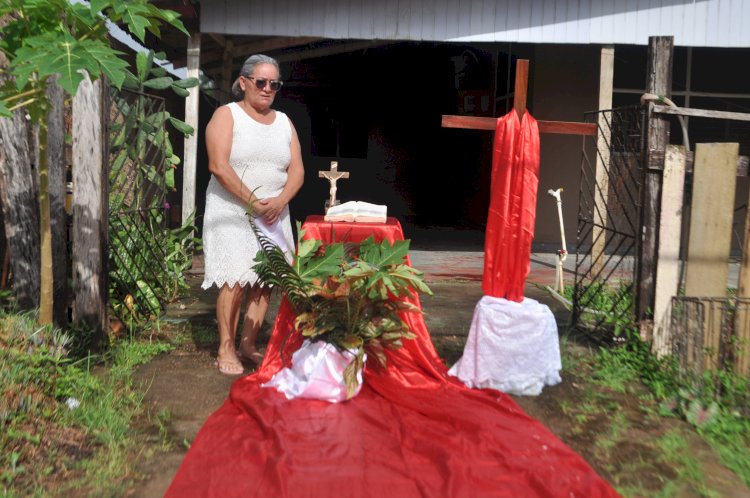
[182,33,201,225]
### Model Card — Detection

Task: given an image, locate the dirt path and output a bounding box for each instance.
[130,275,750,497]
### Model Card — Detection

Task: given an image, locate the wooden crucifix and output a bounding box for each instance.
[318,160,349,211]
[441,59,597,293]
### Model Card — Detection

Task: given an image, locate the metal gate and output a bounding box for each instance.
[573,105,647,335]
[108,88,170,328]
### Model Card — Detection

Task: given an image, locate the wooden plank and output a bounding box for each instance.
[649,149,749,176]
[72,74,108,342]
[652,104,750,122]
[736,149,750,376]
[653,145,687,357]
[637,36,673,331]
[182,33,201,226]
[220,38,234,104]
[513,59,528,118]
[47,77,68,328]
[685,143,739,370]
[592,45,614,278]
[441,115,597,136]
[0,100,41,310]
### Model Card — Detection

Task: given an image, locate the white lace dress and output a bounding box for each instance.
[201,103,296,289]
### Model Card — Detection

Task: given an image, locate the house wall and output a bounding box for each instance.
[201,0,750,48]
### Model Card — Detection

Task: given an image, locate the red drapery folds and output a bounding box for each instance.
[166,219,618,498]
[482,111,541,302]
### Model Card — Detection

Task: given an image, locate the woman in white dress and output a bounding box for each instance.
[202,54,304,375]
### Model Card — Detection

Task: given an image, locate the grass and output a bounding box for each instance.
[0,312,174,497]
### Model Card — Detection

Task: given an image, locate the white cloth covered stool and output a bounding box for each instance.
[263,339,364,403]
[448,296,562,396]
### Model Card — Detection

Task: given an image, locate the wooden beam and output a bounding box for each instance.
[232,36,322,57]
[220,38,234,104]
[652,104,750,122]
[275,41,395,63]
[72,74,108,343]
[637,36,673,329]
[441,115,596,136]
[182,33,200,227]
[513,59,528,118]
[210,33,227,47]
[592,45,615,278]
[648,149,749,176]
[174,36,324,68]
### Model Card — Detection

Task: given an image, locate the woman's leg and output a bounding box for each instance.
[215,283,246,374]
[238,285,271,362]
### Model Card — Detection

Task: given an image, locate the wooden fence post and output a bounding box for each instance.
[72,74,108,343]
[47,77,68,328]
[0,107,41,310]
[637,36,674,333]
[182,33,201,227]
[652,145,687,356]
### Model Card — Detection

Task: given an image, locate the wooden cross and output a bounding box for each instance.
[441,60,596,136]
[441,59,597,293]
[318,160,349,210]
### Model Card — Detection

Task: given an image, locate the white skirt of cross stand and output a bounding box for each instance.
[448,296,562,396]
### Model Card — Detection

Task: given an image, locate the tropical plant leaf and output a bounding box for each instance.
[150,66,168,78]
[165,168,175,190]
[120,4,152,42]
[143,76,174,90]
[170,85,190,98]
[89,0,109,14]
[297,243,344,283]
[0,101,11,119]
[172,77,200,89]
[135,51,149,80]
[168,116,195,136]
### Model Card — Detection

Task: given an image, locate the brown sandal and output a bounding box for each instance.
[238,350,264,365]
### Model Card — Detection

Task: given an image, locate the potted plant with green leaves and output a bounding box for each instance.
[249,215,432,401]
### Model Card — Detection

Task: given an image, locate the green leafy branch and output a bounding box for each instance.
[247,204,432,398]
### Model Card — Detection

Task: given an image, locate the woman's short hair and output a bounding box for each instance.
[231,54,280,101]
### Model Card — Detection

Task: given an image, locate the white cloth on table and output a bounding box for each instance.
[201,103,295,289]
[448,296,562,396]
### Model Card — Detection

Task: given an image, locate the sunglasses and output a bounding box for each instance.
[245,76,283,92]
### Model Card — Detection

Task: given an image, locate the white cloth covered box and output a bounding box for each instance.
[448,296,562,396]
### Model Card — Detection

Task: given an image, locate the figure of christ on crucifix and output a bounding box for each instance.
[318,160,349,212]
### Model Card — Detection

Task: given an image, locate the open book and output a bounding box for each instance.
[324,201,388,223]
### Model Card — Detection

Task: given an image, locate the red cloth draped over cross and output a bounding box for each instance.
[441,59,596,301]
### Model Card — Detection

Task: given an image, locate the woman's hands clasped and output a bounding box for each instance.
[255,196,285,225]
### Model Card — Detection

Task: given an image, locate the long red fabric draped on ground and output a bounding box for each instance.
[482,110,541,302]
[167,118,619,497]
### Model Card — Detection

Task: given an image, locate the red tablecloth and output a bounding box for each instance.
[166,217,619,498]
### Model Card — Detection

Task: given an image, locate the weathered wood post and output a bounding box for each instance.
[636,36,674,335]
[0,106,41,310]
[652,145,687,356]
[182,33,201,227]
[72,74,108,344]
[591,45,614,277]
[47,77,68,327]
